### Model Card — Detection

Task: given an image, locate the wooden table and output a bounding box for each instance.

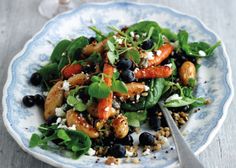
[0,0,235,167]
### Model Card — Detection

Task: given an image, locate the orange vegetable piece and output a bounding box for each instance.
[61,63,82,78]
[134,66,172,79]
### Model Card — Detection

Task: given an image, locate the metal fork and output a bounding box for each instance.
[158,102,204,168]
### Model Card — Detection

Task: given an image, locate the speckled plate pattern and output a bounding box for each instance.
[2,2,234,168]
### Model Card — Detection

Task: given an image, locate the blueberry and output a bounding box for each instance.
[34,94,45,106]
[117,58,132,70]
[30,72,42,86]
[141,39,154,50]
[139,132,155,146]
[89,37,97,44]
[149,117,161,131]
[115,134,133,146]
[22,95,35,107]
[120,69,135,82]
[46,115,57,125]
[107,144,126,158]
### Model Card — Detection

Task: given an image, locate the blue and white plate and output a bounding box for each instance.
[2,2,234,168]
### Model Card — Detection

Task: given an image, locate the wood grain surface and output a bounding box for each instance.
[0,0,235,168]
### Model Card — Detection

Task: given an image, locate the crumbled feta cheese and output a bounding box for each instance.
[165,63,172,68]
[135,34,140,39]
[43,91,48,96]
[142,148,151,156]
[165,94,182,103]
[62,80,70,91]
[130,31,135,37]
[56,117,62,125]
[55,107,65,117]
[156,50,162,56]
[68,124,76,130]
[136,94,141,101]
[104,107,110,112]
[134,68,139,73]
[57,124,68,129]
[159,136,170,149]
[146,52,154,60]
[126,150,134,157]
[116,38,123,44]
[144,85,150,91]
[142,33,147,37]
[87,148,96,156]
[199,50,206,57]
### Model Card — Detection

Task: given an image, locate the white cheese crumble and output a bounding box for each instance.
[134,68,139,73]
[165,94,182,103]
[136,94,141,101]
[159,136,170,149]
[130,31,135,37]
[116,38,123,44]
[135,34,140,39]
[55,107,65,117]
[56,117,62,125]
[68,124,76,131]
[43,91,48,96]
[126,150,134,157]
[144,85,150,91]
[142,148,151,156]
[142,33,147,37]
[165,63,172,68]
[62,80,70,91]
[198,50,206,57]
[104,107,110,112]
[156,50,162,56]
[146,52,154,60]
[87,148,96,156]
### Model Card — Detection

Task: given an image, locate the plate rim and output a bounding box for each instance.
[2,1,234,168]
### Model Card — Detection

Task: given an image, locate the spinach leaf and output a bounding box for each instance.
[121,97,146,111]
[29,134,41,148]
[126,21,162,49]
[178,30,221,57]
[38,63,60,81]
[145,78,165,108]
[67,36,89,61]
[124,110,147,127]
[111,80,128,93]
[50,40,71,63]
[161,28,178,42]
[164,97,196,107]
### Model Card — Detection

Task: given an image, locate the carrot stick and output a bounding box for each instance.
[97,61,114,120]
[148,43,174,66]
[61,63,82,78]
[134,66,172,79]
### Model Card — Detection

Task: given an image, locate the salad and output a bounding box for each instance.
[23,21,220,164]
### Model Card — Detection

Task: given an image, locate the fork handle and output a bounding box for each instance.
[159,103,204,168]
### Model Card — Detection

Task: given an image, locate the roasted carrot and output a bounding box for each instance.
[97,61,114,120]
[134,66,172,79]
[115,82,146,100]
[148,43,174,66]
[61,63,82,78]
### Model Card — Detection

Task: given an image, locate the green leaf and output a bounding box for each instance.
[188,78,196,88]
[67,36,89,61]
[121,98,146,111]
[145,78,165,108]
[125,49,140,64]
[88,82,111,99]
[124,110,147,127]
[91,76,101,82]
[74,102,87,112]
[29,134,41,148]
[112,80,128,93]
[112,71,120,80]
[164,97,196,107]
[50,40,71,63]
[58,55,69,70]
[84,52,102,63]
[161,28,177,42]
[57,129,71,142]
[107,40,115,51]
[89,26,106,42]
[107,51,118,65]
[205,41,221,56]
[38,63,60,81]
[67,95,78,106]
